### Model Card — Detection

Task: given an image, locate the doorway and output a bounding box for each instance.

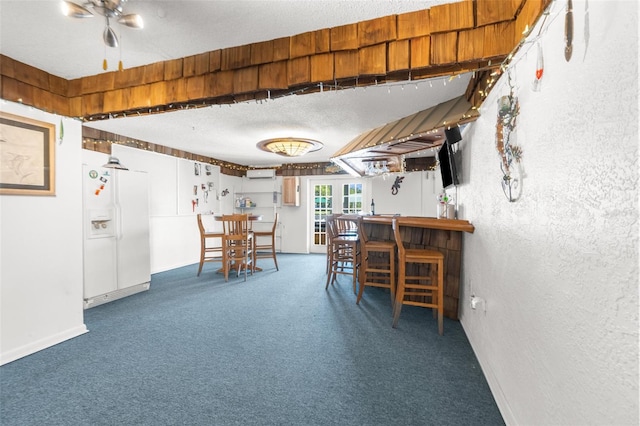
[309,178,365,254]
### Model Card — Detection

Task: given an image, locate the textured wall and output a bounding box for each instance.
[458,1,638,424]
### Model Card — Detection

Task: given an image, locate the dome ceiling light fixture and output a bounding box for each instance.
[61,0,144,70]
[256,137,324,158]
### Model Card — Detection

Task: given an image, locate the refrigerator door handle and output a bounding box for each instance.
[115,203,123,240]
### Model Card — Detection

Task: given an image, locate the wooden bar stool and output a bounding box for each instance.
[356,215,396,305]
[325,214,360,293]
[391,217,445,335]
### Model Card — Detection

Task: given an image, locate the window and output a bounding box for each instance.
[342,183,362,214]
[313,184,333,245]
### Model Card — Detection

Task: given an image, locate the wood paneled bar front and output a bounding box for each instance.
[358,215,474,320]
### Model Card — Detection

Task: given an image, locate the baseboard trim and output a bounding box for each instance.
[0,324,89,366]
[460,320,517,425]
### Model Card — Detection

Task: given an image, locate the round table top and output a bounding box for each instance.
[213,214,262,221]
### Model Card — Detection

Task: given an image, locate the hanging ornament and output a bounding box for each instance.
[58,118,64,145]
[103,43,108,70]
[118,30,124,71]
[564,0,574,61]
[532,42,544,91]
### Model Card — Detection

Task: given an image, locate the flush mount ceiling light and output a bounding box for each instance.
[256,137,324,157]
[61,0,143,70]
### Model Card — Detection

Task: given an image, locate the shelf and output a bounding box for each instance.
[233,187,282,250]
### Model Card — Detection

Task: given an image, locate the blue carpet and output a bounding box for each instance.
[0,254,504,426]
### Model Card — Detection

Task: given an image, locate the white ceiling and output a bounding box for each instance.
[0,0,467,167]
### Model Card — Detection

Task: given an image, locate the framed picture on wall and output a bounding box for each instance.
[0,112,55,196]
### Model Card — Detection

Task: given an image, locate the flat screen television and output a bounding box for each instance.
[438,141,460,189]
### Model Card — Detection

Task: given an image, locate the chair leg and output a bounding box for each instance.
[325,258,335,289]
[272,235,279,271]
[356,252,366,304]
[437,258,444,335]
[197,259,204,276]
[392,262,405,328]
[389,250,396,304]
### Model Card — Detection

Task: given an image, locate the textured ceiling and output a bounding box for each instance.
[0,0,467,167]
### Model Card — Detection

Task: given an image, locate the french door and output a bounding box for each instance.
[309,179,364,254]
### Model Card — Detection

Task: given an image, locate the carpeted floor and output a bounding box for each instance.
[0,253,504,426]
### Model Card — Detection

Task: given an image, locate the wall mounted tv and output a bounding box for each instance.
[438,141,460,189]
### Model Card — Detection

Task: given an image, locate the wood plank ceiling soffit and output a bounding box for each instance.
[0,0,551,123]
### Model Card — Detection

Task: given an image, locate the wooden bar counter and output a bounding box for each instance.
[358,215,475,320]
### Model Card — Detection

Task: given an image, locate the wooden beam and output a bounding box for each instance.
[476,0,521,26]
[330,23,358,51]
[310,53,334,82]
[358,15,397,47]
[258,61,288,90]
[334,50,359,79]
[221,44,251,70]
[397,9,431,40]
[358,44,387,76]
[429,1,474,33]
[1,3,548,123]
[388,40,410,72]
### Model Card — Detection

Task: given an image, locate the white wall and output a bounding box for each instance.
[83,145,243,274]
[370,170,442,217]
[0,103,87,365]
[458,1,638,424]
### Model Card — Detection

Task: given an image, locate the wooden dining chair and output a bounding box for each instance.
[253,212,279,271]
[356,215,396,305]
[391,216,445,335]
[220,213,254,281]
[196,213,224,276]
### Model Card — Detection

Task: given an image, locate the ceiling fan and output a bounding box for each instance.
[62,0,143,70]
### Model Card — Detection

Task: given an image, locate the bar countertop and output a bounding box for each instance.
[360,215,475,234]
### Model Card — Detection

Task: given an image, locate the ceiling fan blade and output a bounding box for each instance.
[118,14,144,29]
[61,1,94,18]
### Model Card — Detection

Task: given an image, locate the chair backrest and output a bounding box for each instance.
[391,217,406,257]
[197,213,205,237]
[271,212,279,234]
[334,214,358,236]
[356,216,369,244]
[221,213,250,235]
[325,214,337,242]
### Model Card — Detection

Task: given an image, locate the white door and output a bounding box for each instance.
[309,178,365,254]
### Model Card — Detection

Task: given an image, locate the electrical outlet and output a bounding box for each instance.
[470,296,485,311]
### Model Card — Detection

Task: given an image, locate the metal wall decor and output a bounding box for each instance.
[495,72,523,202]
[391,176,404,195]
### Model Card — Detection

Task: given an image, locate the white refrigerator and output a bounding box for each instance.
[82,164,151,308]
